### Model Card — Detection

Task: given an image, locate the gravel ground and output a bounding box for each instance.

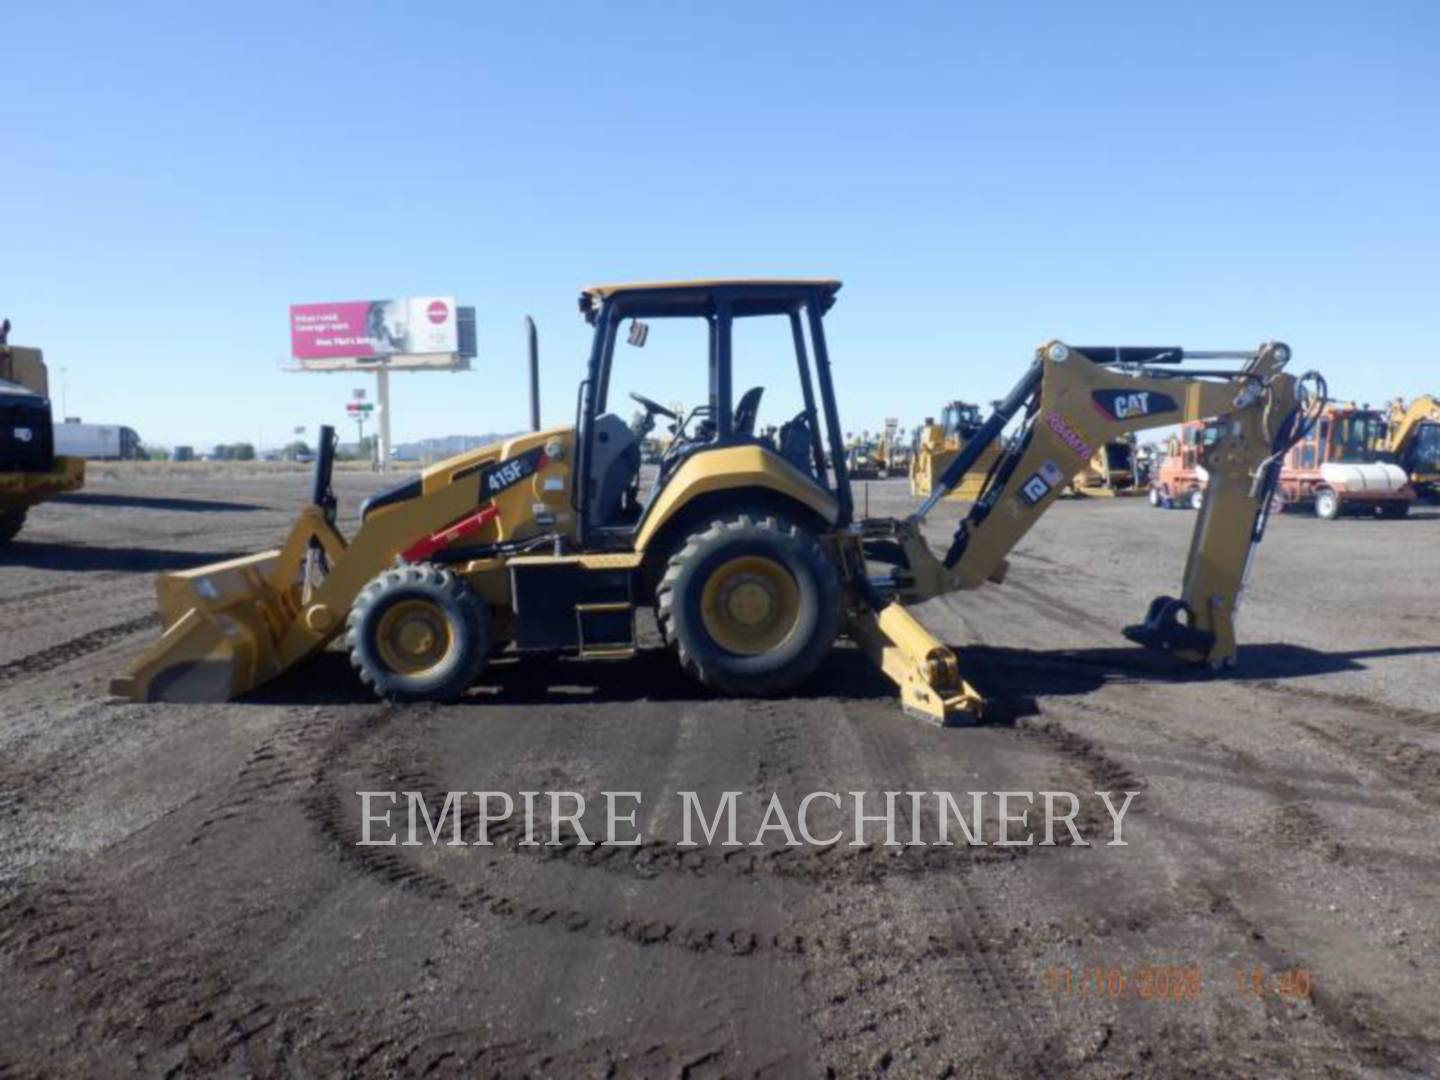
[1,469,1437,1077]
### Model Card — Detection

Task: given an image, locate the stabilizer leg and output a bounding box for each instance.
[846,600,985,726]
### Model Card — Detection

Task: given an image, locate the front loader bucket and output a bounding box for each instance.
[109,549,303,702]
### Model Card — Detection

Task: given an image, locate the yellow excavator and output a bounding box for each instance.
[112,281,1322,724]
[909,400,999,501]
[0,322,85,544]
[1385,395,1440,502]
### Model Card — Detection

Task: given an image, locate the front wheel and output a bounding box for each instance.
[1314,489,1341,520]
[0,508,27,546]
[1188,487,1204,511]
[656,514,840,696]
[1148,487,1164,508]
[347,563,489,702]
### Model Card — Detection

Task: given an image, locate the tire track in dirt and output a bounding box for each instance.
[1029,690,1438,1072]
[1291,718,1440,808]
[302,715,830,961]
[822,711,1071,1076]
[0,613,159,688]
[1250,677,1440,735]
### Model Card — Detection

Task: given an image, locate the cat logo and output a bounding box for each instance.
[1092,389,1178,421]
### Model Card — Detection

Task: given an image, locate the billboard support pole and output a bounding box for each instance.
[376,366,392,473]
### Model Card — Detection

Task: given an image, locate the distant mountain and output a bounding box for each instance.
[390,432,522,462]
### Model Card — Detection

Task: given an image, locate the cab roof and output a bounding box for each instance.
[579,278,841,324]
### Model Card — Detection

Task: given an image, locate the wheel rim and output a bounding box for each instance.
[374,598,455,676]
[699,555,801,655]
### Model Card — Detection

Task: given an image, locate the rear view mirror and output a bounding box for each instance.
[627,319,649,348]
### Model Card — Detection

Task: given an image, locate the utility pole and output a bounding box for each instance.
[346,389,374,470]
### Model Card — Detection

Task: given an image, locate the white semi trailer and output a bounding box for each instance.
[54,421,143,460]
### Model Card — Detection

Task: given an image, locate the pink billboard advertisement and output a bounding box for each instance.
[290,297,457,361]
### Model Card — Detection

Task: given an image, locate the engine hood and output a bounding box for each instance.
[1319,461,1408,492]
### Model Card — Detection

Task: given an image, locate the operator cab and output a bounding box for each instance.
[573,280,851,545]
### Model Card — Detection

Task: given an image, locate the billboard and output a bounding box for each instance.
[290,296,462,366]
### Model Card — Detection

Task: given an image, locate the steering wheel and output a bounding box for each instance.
[629,392,678,421]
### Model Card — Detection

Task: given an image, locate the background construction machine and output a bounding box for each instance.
[873,417,910,477]
[1385,394,1440,502]
[1064,433,1142,497]
[1276,401,1414,519]
[1150,420,1224,509]
[113,281,1320,725]
[0,322,85,544]
[908,400,999,501]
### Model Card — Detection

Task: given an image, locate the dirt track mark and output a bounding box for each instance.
[0,613,160,688]
[307,776,822,960]
[1294,719,1440,807]
[185,706,363,847]
[833,711,1062,1077]
[1251,677,1440,735]
[0,580,91,612]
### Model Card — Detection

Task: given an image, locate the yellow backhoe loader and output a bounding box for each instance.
[1385,395,1440,502]
[909,401,999,501]
[0,322,86,544]
[112,281,1321,724]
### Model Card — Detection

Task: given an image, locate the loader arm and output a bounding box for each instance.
[847,341,1322,725]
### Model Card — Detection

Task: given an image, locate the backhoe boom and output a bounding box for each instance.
[847,340,1321,724]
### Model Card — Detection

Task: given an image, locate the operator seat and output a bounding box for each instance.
[734,386,765,437]
[589,413,641,525]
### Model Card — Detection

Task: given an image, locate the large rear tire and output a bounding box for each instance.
[656,514,840,696]
[0,509,26,546]
[1148,487,1163,508]
[347,563,489,702]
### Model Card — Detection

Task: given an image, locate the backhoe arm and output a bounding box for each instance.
[847,340,1318,724]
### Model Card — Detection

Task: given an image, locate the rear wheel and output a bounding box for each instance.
[1148,487,1164,508]
[347,563,489,702]
[1314,489,1341,520]
[656,514,840,696]
[1378,501,1410,519]
[0,509,26,545]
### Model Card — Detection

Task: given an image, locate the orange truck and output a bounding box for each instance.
[1149,420,1221,509]
[1275,403,1415,519]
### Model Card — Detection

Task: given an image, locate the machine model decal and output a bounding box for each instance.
[453,446,549,502]
[1045,412,1094,461]
[13,427,33,443]
[1091,389,1179,421]
[1017,460,1066,507]
[480,446,547,499]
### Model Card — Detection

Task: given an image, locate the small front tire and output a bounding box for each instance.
[347,563,489,702]
[1188,488,1204,511]
[1314,489,1341,520]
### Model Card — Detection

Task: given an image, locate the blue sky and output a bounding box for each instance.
[3,2,1436,449]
